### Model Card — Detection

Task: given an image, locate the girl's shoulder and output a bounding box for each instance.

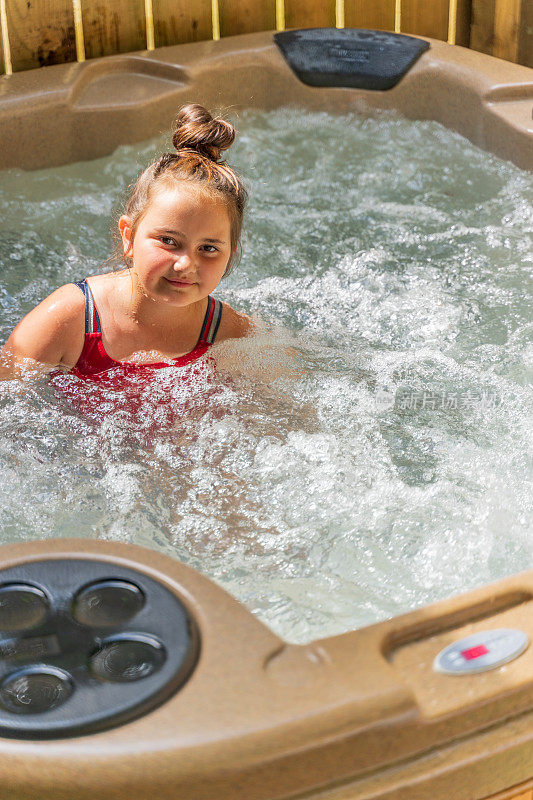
[3,282,87,372]
[217,301,254,342]
[18,281,86,330]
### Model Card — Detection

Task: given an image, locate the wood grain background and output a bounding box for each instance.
[1,0,531,74]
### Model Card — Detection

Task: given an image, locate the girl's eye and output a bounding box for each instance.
[201,245,218,253]
[160,236,176,246]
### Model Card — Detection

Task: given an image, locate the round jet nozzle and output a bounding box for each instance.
[0,558,199,739]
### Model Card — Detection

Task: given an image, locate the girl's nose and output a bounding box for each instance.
[173,253,193,271]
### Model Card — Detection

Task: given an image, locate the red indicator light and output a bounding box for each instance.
[461,644,489,661]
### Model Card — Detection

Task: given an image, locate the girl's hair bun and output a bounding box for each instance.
[172,104,235,162]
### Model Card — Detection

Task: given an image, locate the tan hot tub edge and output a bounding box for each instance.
[0,30,532,800]
[0,536,532,800]
[0,30,531,173]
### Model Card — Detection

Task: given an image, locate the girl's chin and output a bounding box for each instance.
[156,283,204,305]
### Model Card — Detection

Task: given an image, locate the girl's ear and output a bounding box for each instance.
[119,215,134,259]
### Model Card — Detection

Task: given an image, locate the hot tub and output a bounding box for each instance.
[0,29,532,800]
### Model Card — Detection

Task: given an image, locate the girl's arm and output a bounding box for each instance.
[213,306,304,383]
[0,284,85,380]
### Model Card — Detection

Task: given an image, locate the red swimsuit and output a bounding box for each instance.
[72,279,222,379]
[49,280,223,431]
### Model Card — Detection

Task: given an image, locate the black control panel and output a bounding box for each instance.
[0,559,199,739]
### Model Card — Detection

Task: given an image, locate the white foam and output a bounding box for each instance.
[0,108,531,643]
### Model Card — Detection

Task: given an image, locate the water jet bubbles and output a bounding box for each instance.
[0,108,531,642]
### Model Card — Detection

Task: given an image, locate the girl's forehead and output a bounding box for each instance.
[148,183,228,218]
[140,185,231,239]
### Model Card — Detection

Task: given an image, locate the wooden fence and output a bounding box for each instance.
[0,0,531,75]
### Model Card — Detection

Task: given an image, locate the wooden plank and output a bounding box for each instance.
[218,0,275,37]
[517,0,532,66]
[401,0,449,40]
[455,0,472,46]
[493,0,521,61]
[152,0,212,46]
[285,0,336,29]
[0,7,5,74]
[81,0,146,59]
[344,0,395,30]
[471,0,531,65]
[470,0,496,54]
[7,0,76,72]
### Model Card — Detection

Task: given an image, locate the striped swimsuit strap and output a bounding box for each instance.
[74,279,222,344]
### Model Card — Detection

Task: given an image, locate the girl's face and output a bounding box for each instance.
[119,183,233,306]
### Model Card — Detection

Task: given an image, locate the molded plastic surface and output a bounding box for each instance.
[0,539,532,799]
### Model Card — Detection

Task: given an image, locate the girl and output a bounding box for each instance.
[0,104,252,382]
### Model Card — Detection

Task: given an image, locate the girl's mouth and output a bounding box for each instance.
[164,277,195,287]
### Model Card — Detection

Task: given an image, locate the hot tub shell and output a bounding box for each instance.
[0,30,531,172]
[0,537,532,800]
[0,30,532,800]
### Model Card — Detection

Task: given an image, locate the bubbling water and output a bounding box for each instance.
[0,108,531,644]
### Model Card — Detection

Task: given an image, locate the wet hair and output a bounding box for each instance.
[113,104,248,277]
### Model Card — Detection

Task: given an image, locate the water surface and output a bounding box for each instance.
[0,108,531,643]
